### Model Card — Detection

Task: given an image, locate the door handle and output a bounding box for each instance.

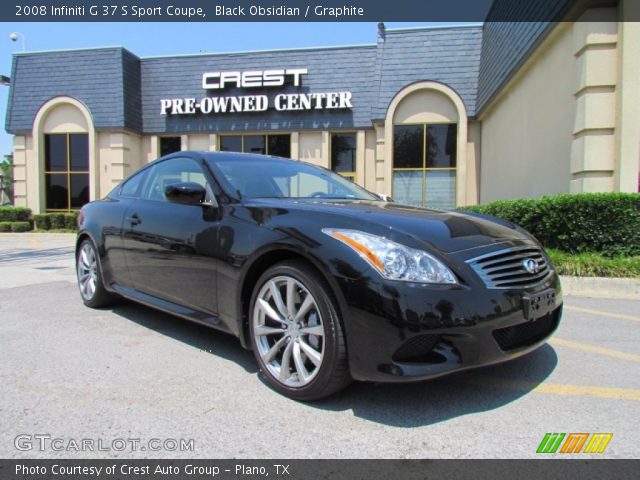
[126,213,141,226]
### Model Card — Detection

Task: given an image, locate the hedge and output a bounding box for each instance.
[32,214,50,230]
[458,193,640,257]
[10,221,32,232]
[48,213,67,230]
[0,221,32,232]
[0,206,31,222]
[33,212,78,230]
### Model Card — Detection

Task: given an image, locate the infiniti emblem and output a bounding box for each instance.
[522,258,540,274]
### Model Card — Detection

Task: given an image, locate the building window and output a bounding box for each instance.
[219,134,291,158]
[330,133,356,180]
[159,136,182,156]
[44,133,89,211]
[392,124,457,209]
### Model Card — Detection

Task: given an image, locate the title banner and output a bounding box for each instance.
[3,0,620,23]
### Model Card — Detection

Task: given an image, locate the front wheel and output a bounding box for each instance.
[249,261,351,401]
[76,238,118,308]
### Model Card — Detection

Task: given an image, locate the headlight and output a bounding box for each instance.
[322,228,457,284]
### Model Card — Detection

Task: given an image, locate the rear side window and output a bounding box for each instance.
[119,169,148,198]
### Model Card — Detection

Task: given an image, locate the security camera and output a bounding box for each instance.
[9,33,18,42]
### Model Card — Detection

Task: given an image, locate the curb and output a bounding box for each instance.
[560,275,640,300]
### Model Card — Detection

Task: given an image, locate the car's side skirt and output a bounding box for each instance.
[110,284,231,334]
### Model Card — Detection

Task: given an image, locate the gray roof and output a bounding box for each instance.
[373,26,483,120]
[5,18,566,135]
[6,47,134,134]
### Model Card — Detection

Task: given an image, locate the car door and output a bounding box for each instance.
[122,156,219,314]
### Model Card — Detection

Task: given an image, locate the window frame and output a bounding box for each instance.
[392,122,457,208]
[44,132,90,212]
[329,132,357,181]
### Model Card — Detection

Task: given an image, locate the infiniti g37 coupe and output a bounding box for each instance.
[76,151,562,400]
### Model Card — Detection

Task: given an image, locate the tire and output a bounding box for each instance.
[249,261,351,401]
[76,238,118,308]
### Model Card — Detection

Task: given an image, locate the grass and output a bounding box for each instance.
[31,229,77,233]
[547,248,640,278]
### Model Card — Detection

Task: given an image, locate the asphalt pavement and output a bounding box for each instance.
[0,233,638,458]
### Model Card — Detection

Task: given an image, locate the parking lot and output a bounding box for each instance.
[0,233,638,458]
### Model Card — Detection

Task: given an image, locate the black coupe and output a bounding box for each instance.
[76,151,562,400]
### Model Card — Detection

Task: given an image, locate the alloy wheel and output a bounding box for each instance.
[252,275,325,387]
[77,242,98,301]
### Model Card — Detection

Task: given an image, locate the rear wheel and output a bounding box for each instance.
[76,239,118,308]
[249,261,351,401]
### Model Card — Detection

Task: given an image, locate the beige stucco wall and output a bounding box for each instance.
[478,8,635,201]
[478,22,576,202]
[97,132,143,196]
[615,2,640,192]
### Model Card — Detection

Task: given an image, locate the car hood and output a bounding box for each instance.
[247,199,535,254]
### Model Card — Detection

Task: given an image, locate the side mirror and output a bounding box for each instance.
[165,182,206,206]
[377,193,394,202]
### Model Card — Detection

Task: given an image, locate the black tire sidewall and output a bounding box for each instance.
[249,262,346,401]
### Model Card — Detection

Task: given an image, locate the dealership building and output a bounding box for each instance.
[5,1,640,213]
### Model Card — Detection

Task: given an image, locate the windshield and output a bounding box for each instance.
[208,156,378,200]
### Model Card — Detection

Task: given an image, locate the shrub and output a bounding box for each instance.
[0,206,31,222]
[48,213,67,229]
[10,221,32,232]
[458,193,640,257]
[33,214,51,231]
[64,212,79,230]
[0,221,11,232]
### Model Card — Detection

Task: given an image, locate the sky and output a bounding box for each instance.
[0,22,481,158]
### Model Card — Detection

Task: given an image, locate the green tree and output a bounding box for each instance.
[0,154,14,205]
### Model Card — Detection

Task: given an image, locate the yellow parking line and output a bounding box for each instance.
[27,236,44,249]
[564,305,640,323]
[550,337,640,363]
[471,377,640,401]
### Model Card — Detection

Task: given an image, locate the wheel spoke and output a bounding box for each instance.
[279,341,294,382]
[286,278,296,318]
[86,278,95,297]
[269,281,288,318]
[257,298,284,323]
[293,294,314,323]
[299,339,322,368]
[292,341,309,383]
[255,325,285,336]
[299,325,324,336]
[261,336,288,363]
[80,249,90,268]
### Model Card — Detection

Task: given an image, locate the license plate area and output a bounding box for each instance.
[522,289,556,321]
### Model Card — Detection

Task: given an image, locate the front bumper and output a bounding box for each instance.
[339,263,562,383]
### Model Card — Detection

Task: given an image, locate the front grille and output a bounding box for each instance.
[466,246,551,288]
[492,311,559,351]
[392,335,442,363]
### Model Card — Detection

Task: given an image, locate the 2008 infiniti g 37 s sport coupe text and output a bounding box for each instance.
[76,151,562,401]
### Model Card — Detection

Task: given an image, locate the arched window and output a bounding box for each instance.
[384,82,469,209]
[34,97,95,212]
